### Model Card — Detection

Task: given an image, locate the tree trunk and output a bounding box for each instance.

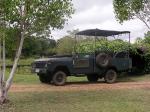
[0,84,7,104]
[0,31,25,104]
[0,33,6,104]
[2,33,5,82]
[7,31,25,91]
[0,1,26,104]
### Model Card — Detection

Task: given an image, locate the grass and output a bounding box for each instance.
[118,73,150,82]
[6,58,35,65]
[1,89,150,112]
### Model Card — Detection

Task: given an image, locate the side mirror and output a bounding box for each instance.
[73,54,79,59]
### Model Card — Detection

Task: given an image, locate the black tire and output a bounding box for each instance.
[87,74,99,82]
[104,69,117,84]
[96,53,110,67]
[52,71,67,86]
[38,74,51,83]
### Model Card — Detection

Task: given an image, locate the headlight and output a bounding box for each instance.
[45,63,48,67]
[31,63,36,68]
[48,61,53,64]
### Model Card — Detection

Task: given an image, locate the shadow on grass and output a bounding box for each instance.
[117,73,150,82]
[65,74,150,85]
[66,80,106,85]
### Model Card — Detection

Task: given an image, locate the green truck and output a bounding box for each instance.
[32,29,132,86]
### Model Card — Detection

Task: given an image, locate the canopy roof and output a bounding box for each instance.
[76,29,130,37]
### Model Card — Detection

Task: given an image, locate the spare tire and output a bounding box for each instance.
[96,53,110,67]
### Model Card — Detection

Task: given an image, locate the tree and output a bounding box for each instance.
[56,29,79,55]
[113,0,150,29]
[135,37,144,45]
[57,36,75,55]
[0,0,74,104]
[144,31,150,43]
[22,37,56,57]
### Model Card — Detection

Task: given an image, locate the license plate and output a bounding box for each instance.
[35,69,40,73]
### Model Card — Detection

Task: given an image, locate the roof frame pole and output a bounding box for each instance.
[128,32,131,58]
[74,35,77,54]
[94,31,96,72]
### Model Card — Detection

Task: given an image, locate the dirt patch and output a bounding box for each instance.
[10,81,150,92]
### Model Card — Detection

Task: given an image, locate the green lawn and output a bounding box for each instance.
[1,89,150,112]
[6,58,35,65]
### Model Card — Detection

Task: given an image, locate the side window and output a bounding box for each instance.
[77,54,90,58]
[115,52,128,58]
[84,54,90,58]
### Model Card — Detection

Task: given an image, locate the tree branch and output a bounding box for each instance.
[136,15,150,30]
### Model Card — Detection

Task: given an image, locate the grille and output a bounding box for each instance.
[35,62,46,68]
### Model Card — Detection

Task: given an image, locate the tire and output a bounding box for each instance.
[104,69,117,84]
[87,74,99,82]
[38,74,51,83]
[96,53,110,67]
[52,71,67,86]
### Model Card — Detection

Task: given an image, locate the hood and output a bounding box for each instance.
[34,58,51,62]
[34,56,72,62]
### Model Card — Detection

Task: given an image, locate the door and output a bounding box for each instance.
[112,52,132,71]
[73,54,93,74]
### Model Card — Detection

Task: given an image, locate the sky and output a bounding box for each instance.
[51,0,148,42]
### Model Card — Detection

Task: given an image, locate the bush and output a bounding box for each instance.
[76,39,131,53]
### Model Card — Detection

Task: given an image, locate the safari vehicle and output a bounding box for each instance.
[32,29,132,86]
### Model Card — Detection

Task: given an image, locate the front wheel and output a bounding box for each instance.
[87,74,99,82]
[104,69,117,84]
[52,71,67,86]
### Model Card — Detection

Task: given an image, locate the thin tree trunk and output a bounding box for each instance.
[2,33,5,81]
[6,31,25,90]
[136,15,150,30]
[0,33,6,104]
[0,1,26,103]
[0,29,25,104]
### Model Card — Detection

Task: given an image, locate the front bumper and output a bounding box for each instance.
[32,68,47,74]
[31,61,48,74]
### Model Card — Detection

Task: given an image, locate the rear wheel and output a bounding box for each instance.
[38,74,51,83]
[87,74,99,82]
[52,71,67,86]
[104,69,117,84]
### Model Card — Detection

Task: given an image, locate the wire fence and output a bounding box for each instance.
[6,65,31,74]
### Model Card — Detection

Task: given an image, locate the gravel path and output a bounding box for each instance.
[10,81,150,92]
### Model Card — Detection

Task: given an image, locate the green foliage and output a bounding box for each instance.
[113,0,150,29]
[56,29,79,55]
[0,0,74,36]
[5,28,19,57]
[3,28,56,58]
[132,31,150,73]
[140,32,150,72]
[0,0,74,58]
[56,36,75,55]
[22,37,56,57]
[76,38,131,53]
[144,31,150,44]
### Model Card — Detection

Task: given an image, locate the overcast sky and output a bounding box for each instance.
[51,0,148,42]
